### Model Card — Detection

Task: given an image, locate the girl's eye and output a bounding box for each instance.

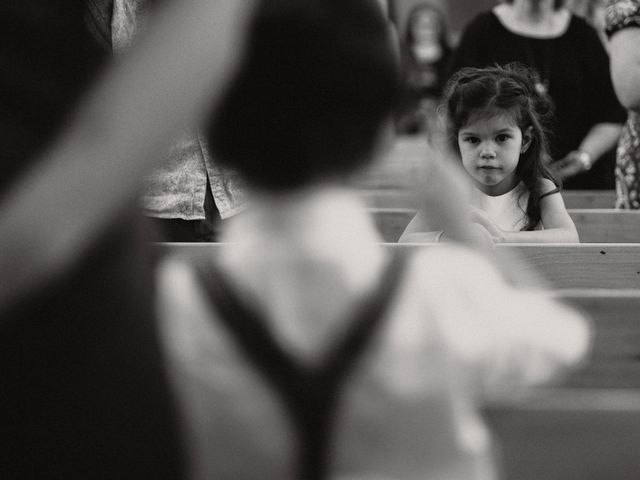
[464,137,480,144]
[496,134,511,142]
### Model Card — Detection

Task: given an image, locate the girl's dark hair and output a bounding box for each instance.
[443,63,558,230]
[206,0,400,191]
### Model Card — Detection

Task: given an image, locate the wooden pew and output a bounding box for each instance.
[370,208,640,243]
[484,388,640,480]
[156,244,640,388]
[360,189,617,210]
[561,189,616,209]
[570,209,640,243]
[156,242,640,290]
[554,290,640,388]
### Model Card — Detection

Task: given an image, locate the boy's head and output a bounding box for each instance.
[206,0,400,191]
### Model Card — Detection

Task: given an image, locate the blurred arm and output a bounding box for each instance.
[0,0,255,309]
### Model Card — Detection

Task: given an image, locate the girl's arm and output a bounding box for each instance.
[471,179,579,243]
[0,0,255,310]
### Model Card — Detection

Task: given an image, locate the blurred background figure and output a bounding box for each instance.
[447,0,625,190]
[396,2,452,134]
[605,0,640,208]
[0,0,254,477]
[567,0,609,46]
[111,0,246,242]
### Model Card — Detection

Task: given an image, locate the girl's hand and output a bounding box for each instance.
[469,207,506,243]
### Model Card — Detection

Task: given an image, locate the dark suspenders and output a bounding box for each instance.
[195,250,408,480]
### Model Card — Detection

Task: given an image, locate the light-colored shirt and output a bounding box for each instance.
[156,187,589,480]
[471,182,531,232]
[112,0,246,220]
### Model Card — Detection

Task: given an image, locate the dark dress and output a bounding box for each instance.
[0,1,184,478]
[448,11,626,189]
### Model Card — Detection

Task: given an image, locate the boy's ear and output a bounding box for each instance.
[521,126,533,154]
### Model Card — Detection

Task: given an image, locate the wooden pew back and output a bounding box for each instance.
[360,189,616,210]
[370,208,640,243]
[485,389,640,480]
[156,242,640,290]
[156,243,640,388]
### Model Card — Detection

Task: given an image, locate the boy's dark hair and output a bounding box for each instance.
[206,0,400,191]
[443,63,559,230]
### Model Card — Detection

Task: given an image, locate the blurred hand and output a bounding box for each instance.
[408,109,493,249]
[469,207,506,243]
[550,150,591,180]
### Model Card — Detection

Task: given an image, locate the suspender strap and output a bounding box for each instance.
[195,250,408,480]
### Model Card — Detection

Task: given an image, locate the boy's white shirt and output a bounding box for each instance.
[156,186,589,480]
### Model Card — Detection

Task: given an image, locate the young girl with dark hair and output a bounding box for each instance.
[402,64,579,243]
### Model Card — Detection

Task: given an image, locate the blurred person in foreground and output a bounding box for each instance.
[155,1,590,479]
[396,2,453,134]
[111,0,246,242]
[0,0,255,478]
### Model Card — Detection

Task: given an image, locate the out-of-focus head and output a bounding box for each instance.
[406,3,448,46]
[207,0,400,192]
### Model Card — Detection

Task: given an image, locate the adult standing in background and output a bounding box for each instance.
[112,0,246,241]
[605,0,640,208]
[448,0,625,190]
[396,2,453,134]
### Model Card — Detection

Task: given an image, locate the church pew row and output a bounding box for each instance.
[484,388,640,480]
[359,189,616,210]
[156,242,640,478]
[156,242,640,290]
[155,243,640,389]
[370,208,640,243]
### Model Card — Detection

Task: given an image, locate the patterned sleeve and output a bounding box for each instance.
[605,0,640,37]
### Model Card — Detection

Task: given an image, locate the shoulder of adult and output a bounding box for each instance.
[460,8,500,34]
[566,11,601,39]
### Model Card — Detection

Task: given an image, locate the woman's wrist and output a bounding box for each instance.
[576,150,593,171]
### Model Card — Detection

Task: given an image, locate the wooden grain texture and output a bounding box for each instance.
[484,388,640,480]
[360,189,617,210]
[156,242,640,290]
[155,244,640,387]
[552,290,640,388]
[561,190,616,209]
[370,208,640,243]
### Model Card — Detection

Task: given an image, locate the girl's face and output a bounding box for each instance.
[458,112,531,196]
